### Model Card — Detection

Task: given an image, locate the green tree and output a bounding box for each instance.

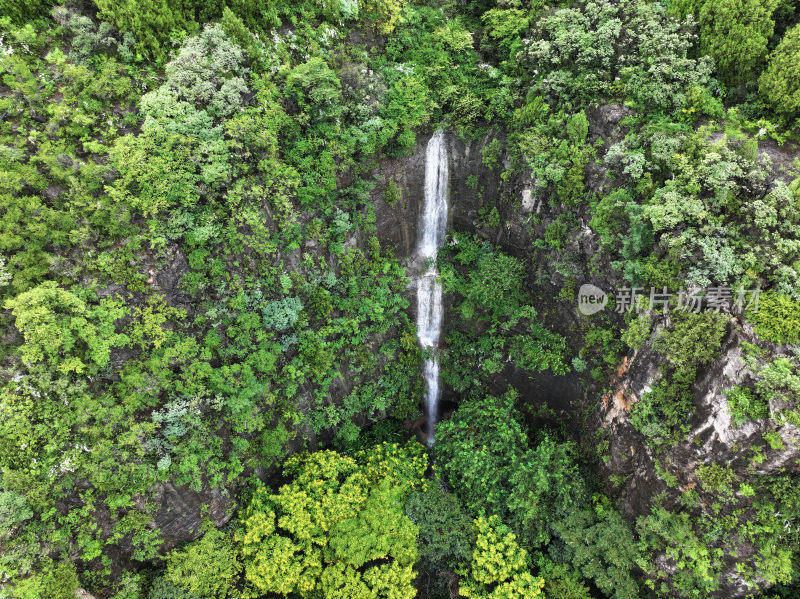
[406,482,475,568]
[166,520,241,598]
[434,390,528,519]
[285,57,343,117]
[637,507,722,597]
[759,23,800,119]
[361,0,406,34]
[7,560,79,599]
[236,443,425,598]
[406,482,476,598]
[108,25,248,228]
[553,497,642,599]
[146,578,201,599]
[92,0,194,59]
[746,291,800,344]
[698,0,779,87]
[0,0,55,23]
[458,515,545,598]
[5,283,129,374]
[507,435,587,548]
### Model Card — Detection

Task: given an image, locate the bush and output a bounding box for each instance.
[746,291,800,345]
[0,491,32,539]
[724,385,770,425]
[630,377,695,446]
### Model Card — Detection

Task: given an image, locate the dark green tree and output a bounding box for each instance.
[759,23,800,119]
[698,0,779,87]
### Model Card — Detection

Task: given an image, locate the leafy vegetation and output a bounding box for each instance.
[2,0,800,596]
[237,443,425,598]
[439,234,570,392]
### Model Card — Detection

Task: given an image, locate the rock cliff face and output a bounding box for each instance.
[372,130,507,258]
[374,130,589,422]
[151,482,231,552]
[596,323,800,597]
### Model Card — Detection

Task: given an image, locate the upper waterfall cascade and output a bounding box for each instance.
[415,131,449,445]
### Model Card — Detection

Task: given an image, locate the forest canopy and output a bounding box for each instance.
[1,0,799,597]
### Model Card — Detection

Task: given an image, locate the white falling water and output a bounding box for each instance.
[416,131,448,445]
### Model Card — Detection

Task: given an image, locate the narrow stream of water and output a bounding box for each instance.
[416,131,449,445]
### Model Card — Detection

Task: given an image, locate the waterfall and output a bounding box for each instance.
[416,131,448,445]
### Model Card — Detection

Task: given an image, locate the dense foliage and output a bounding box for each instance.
[2,0,800,597]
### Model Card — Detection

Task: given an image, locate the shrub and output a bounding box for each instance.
[630,377,695,447]
[622,311,653,352]
[724,385,770,425]
[0,491,32,539]
[695,463,736,495]
[746,291,800,345]
[763,430,785,450]
[566,110,589,145]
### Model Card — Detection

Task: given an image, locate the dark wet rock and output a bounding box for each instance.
[151,482,232,552]
[587,103,635,144]
[152,248,189,295]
